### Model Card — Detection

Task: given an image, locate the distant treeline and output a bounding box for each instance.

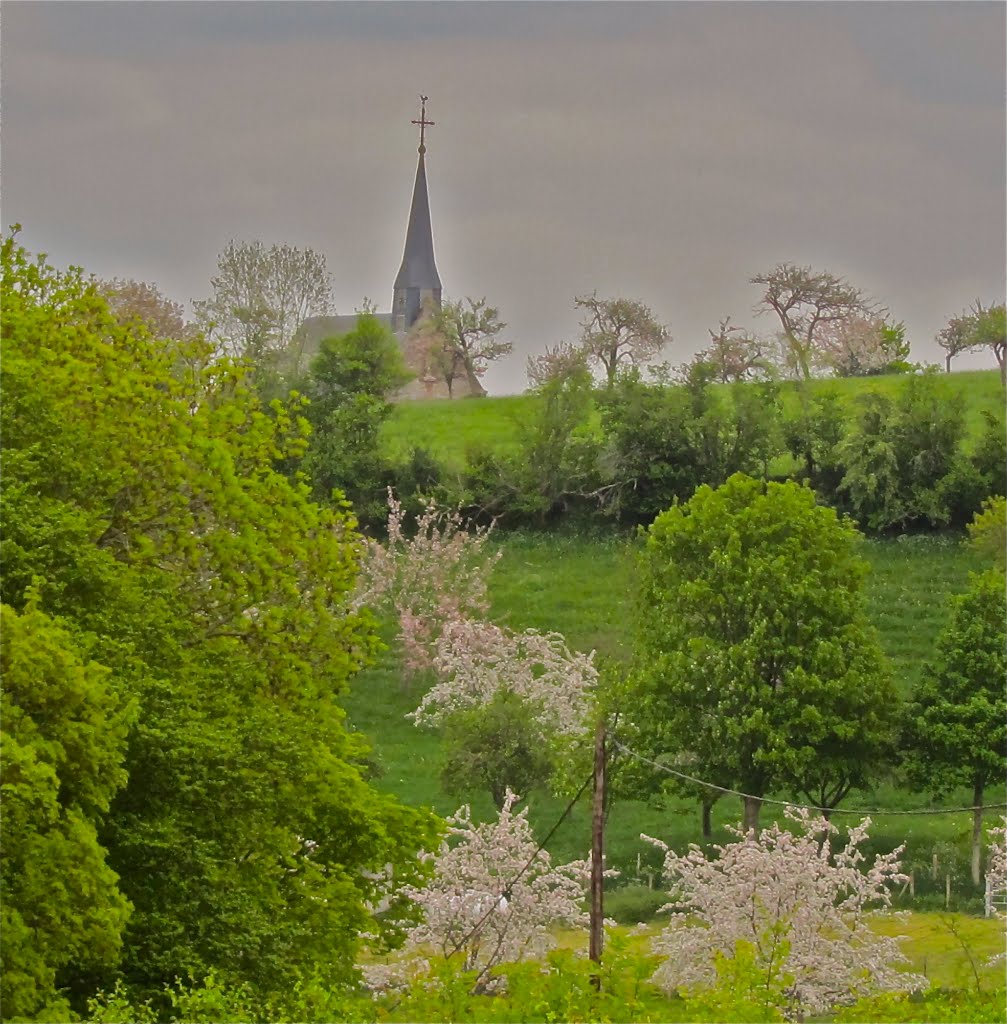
[319,364,1005,536]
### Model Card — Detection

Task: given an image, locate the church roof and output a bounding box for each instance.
[393,147,442,293]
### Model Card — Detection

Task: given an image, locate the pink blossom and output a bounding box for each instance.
[354,490,501,675]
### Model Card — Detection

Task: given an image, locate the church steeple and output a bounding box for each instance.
[393,95,442,330]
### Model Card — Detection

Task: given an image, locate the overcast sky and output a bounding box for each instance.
[4,1,1005,393]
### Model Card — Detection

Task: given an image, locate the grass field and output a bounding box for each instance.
[549,913,1006,994]
[380,370,1003,470]
[342,531,1002,897]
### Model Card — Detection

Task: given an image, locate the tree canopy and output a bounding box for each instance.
[0,231,437,1013]
[903,568,1007,884]
[936,300,1006,383]
[193,239,333,381]
[427,297,511,397]
[750,263,881,381]
[633,474,898,830]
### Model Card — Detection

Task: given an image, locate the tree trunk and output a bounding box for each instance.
[589,721,606,983]
[742,795,762,834]
[702,798,714,838]
[945,352,952,373]
[971,779,985,887]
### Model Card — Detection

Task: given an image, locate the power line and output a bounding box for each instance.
[611,738,1007,817]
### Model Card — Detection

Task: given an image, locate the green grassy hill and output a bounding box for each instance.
[380,370,1003,470]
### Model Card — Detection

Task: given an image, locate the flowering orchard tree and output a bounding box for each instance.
[365,791,593,993]
[987,819,1007,964]
[642,809,925,1019]
[409,618,597,738]
[354,490,501,674]
[988,819,1007,898]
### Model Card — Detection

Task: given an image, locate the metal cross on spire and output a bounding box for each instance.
[411,94,435,154]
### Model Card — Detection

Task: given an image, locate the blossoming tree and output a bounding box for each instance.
[365,791,592,994]
[642,808,926,1019]
[354,490,501,675]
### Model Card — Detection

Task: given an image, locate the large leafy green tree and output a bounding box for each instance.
[903,569,1006,885]
[633,474,898,831]
[1,601,133,1021]
[1,232,438,1010]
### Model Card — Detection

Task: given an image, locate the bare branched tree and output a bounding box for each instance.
[750,263,882,381]
[429,297,511,398]
[525,341,589,390]
[937,299,1006,383]
[574,293,669,386]
[193,240,333,375]
[691,316,771,383]
[95,277,187,341]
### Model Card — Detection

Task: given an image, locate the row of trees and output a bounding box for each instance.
[374,362,1002,534]
[545,265,1002,389]
[98,242,1007,399]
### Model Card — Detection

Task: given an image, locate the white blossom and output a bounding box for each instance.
[408,618,597,737]
[642,807,926,1018]
[366,791,591,993]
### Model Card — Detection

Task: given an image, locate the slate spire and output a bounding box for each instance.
[393,96,442,329]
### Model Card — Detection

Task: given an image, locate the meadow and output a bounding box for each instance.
[343,529,1002,899]
[379,369,1004,471]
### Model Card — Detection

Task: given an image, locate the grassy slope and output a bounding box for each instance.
[343,531,1002,887]
[380,370,1003,469]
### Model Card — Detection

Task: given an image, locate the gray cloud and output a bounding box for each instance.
[3,1,1003,392]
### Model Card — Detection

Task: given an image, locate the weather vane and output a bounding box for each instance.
[412,94,435,154]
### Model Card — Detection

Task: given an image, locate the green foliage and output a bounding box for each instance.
[877,320,914,375]
[0,232,439,1010]
[903,570,1006,803]
[378,371,1001,484]
[604,884,671,925]
[513,361,602,523]
[308,313,414,408]
[440,690,556,809]
[85,972,375,1024]
[834,989,1007,1023]
[598,367,783,526]
[782,386,847,505]
[1,601,133,1021]
[634,474,899,823]
[839,371,968,531]
[302,313,415,527]
[967,495,1007,568]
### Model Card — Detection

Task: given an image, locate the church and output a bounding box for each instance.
[298,98,485,400]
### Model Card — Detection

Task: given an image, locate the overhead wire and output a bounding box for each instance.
[446,770,594,958]
[610,737,1007,817]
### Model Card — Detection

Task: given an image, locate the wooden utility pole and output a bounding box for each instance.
[589,719,606,984]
